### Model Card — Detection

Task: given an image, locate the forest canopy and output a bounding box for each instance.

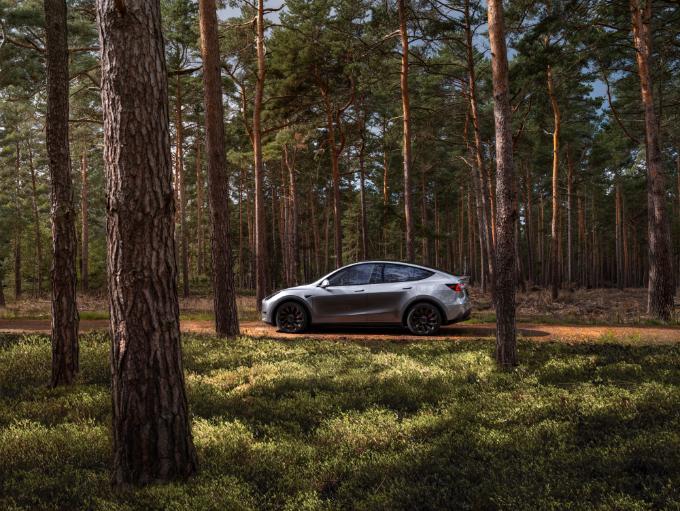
[0,0,679,299]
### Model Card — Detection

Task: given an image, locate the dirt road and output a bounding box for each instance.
[1,318,679,344]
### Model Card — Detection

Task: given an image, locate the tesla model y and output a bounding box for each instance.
[261,261,471,335]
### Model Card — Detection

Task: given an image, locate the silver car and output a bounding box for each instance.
[261,261,472,335]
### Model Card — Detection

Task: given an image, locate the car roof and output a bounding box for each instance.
[341,260,450,274]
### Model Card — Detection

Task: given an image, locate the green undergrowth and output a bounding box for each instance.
[0,332,678,510]
[468,311,680,327]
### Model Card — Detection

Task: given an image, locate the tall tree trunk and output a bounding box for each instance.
[14,141,22,301]
[398,0,415,261]
[382,123,390,258]
[80,150,89,292]
[27,139,43,295]
[359,112,369,260]
[175,75,189,298]
[615,183,624,289]
[198,0,240,335]
[630,0,674,320]
[284,147,299,284]
[421,168,429,265]
[45,0,79,387]
[237,166,244,287]
[578,195,586,287]
[253,0,268,309]
[487,0,518,367]
[464,2,495,289]
[195,139,204,275]
[524,163,535,285]
[98,0,198,484]
[547,65,561,300]
[458,186,464,272]
[566,149,573,285]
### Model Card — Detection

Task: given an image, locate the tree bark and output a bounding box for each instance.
[45,0,79,387]
[27,139,43,295]
[198,0,240,335]
[14,141,22,301]
[175,75,189,298]
[421,167,429,265]
[566,149,573,285]
[524,163,535,285]
[487,0,518,367]
[253,0,268,309]
[464,0,495,290]
[283,145,300,283]
[97,0,198,484]
[398,0,415,262]
[630,0,674,320]
[615,183,624,289]
[359,110,369,260]
[80,150,89,292]
[547,65,561,300]
[195,139,205,275]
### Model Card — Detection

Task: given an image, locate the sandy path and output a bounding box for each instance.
[1,318,679,344]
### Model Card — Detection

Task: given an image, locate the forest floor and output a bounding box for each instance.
[1,287,677,325]
[1,318,679,345]
[1,287,679,343]
[1,331,679,510]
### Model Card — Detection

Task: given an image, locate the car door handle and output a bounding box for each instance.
[354,289,365,293]
[402,286,412,290]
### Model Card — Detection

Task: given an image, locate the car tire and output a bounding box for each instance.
[406,302,442,335]
[275,301,309,333]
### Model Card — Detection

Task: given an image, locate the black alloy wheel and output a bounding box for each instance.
[406,303,442,335]
[275,301,309,333]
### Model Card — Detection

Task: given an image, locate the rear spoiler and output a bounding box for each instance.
[458,276,471,285]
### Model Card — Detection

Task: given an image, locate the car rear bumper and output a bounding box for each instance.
[443,301,472,324]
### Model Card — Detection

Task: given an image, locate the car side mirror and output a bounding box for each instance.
[320,279,330,288]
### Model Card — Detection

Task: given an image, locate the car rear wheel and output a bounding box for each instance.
[406,303,442,335]
[275,301,309,333]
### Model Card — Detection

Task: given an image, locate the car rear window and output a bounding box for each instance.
[382,264,434,283]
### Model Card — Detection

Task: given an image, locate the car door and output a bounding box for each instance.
[358,263,417,322]
[309,263,379,323]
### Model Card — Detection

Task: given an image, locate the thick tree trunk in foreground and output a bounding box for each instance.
[198,0,240,335]
[80,151,89,292]
[487,0,518,367]
[253,0,268,309]
[398,0,415,262]
[630,0,674,320]
[45,0,79,387]
[547,65,561,300]
[97,0,198,484]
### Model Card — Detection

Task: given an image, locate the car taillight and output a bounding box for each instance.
[446,283,463,293]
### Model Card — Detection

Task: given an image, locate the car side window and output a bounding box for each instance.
[328,264,377,286]
[382,264,433,283]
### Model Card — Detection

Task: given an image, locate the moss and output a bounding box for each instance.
[0,332,679,510]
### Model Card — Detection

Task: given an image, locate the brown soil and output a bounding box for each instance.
[1,319,678,345]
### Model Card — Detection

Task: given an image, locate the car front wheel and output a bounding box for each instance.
[275,301,309,333]
[406,303,442,335]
